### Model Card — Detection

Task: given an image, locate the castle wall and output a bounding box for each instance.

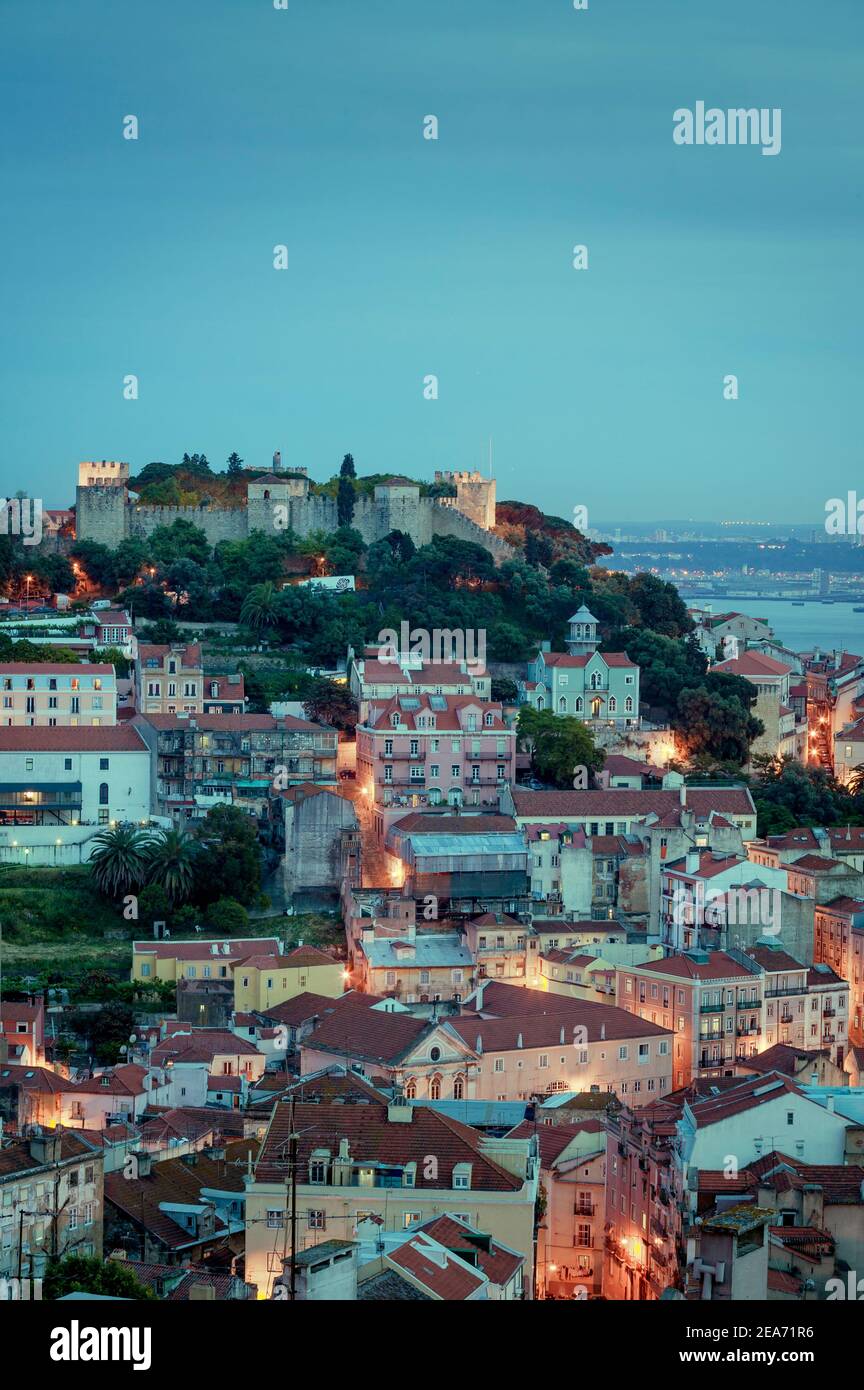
[76,479,513,564]
[129,504,247,545]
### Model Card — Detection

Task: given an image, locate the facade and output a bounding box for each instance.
[813,897,864,1044]
[131,937,281,986]
[269,784,360,904]
[0,725,151,866]
[201,673,246,714]
[617,950,765,1088]
[658,848,788,955]
[0,662,117,727]
[0,1131,104,1282]
[356,694,515,841]
[135,642,205,716]
[233,946,345,1012]
[134,711,337,818]
[509,1118,606,1298]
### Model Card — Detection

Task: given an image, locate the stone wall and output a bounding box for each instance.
[76,481,514,564]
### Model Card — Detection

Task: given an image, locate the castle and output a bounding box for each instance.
[75,464,511,562]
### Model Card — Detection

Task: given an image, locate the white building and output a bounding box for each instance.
[0,725,152,865]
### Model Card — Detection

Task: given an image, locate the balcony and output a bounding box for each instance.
[699,1001,726,1014]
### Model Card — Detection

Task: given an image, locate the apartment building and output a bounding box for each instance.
[0,662,117,726]
[813,896,864,1044]
[233,945,345,1011]
[348,921,474,1002]
[244,1088,537,1299]
[616,950,764,1088]
[134,642,205,715]
[349,647,491,722]
[0,1130,104,1281]
[603,1098,680,1301]
[710,651,797,761]
[743,941,849,1065]
[131,937,281,986]
[659,848,787,955]
[134,711,337,817]
[356,694,515,841]
[509,1118,606,1298]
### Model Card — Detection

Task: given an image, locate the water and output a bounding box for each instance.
[710,599,864,656]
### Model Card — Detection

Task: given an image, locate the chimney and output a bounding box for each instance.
[473,981,486,1012]
[28,1130,62,1166]
[680,785,687,807]
[686,849,700,875]
[601,1023,606,1041]
[516,1033,523,1050]
[133,1149,153,1177]
[827,1095,835,1113]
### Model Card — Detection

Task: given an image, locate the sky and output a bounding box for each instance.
[1,0,861,523]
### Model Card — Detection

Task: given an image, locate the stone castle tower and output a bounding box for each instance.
[433,470,496,531]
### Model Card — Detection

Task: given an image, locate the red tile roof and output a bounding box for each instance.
[624,951,752,982]
[415,1214,524,1287]
[512,788,756,819]
[386,1234,486,1299]
[391,813,516,835]
[133,938,280,961]
[255,1098,523,1192]
[364,693,508,733]
[301,993,435,1065]
[0,725,147,751]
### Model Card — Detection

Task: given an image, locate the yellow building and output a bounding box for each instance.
[232,945,345,1012]
[245,1083,537,1299]
[131,937,281,986]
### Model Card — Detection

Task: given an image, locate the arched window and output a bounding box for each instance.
[98,782,109,805]
[608,696,616,713]
[429,1074,442,1101]
[574,623,583,638]
[575,697,583,713]
[453,1075,464,1101]
[536,694,545,710]
[625,696,633,712]
[263,489,271,499]
[591,671,601,690]
[558,697,567,713]
[404,1079,416,1100]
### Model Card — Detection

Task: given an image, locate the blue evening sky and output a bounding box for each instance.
[1,0,861,522]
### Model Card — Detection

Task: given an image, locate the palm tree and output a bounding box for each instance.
[847,765,864,797]
[145,828,197,907]
[88,825,154,898]
[240,580,279,631]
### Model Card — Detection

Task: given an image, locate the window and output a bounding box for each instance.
[98,782,109,805]
[309,1160,327,1184]
[267,1210,284,1229]
[307,1210,326,1230]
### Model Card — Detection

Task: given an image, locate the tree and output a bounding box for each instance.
[303,676,358,731]
[88,825,153,898]
[673,687,763,765]
[625,573,693,638]
[240,580,280,630]
[192,805,262,906]
[146,828,197,906]
[207,897,249,935]
[43,1256,157,1301]
[491,676,518,703]
[517,707,604,788]
[227,451,244,474]
[337,454,356,527]
[149,519,211,567]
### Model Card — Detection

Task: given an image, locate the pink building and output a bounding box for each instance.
[356,693,515,841]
